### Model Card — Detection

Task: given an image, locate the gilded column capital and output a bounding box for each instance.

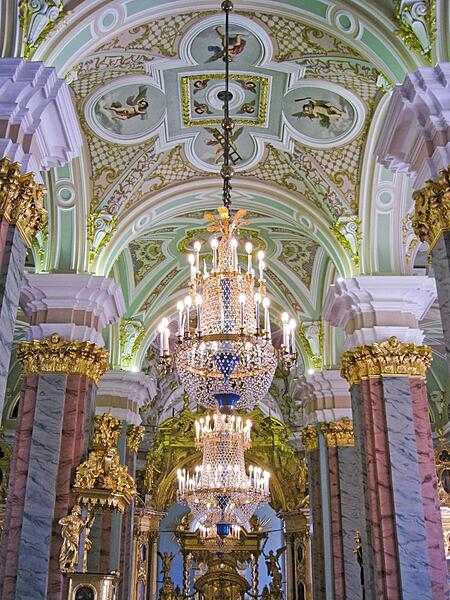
[127,425,145,453]
[413,166,450,250]
[341,336,432,386]
[301,426,319,453]
[17,333,109,383]
[321,418,354,447]
[0,157,47,245]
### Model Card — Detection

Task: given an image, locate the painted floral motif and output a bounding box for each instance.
[277,239,319,287]
[129,236,166,284]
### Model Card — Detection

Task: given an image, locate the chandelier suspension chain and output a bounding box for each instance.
[221,0,233,210]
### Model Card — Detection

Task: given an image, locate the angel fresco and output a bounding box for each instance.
[293,97,344,128]
[206,25,246,62]
[104,85,149,121]
[204,126,243,164]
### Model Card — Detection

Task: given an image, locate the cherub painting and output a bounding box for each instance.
[206,25,246,62]
[103,85,149,121]
[94,85,152,135]
[293,97,343,128]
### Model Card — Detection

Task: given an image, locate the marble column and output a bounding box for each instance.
[301,426,324,600]
[95,370,155,600]
[324,275,448,600]
[297,370,363,600]
[0,58,82,416]
[375,63,450,376]
[0,274,124,600]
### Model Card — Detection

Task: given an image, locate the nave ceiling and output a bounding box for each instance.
[2,0,449,425]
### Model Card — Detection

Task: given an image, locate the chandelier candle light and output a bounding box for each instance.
[177,411,270,534]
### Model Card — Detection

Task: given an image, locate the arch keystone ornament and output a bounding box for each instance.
[17,334,109,383]
[340,336,432,386]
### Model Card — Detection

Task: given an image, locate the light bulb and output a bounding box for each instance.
[263,297,270,309]
[239,293,246,304]
[195,294,203,306]
[194,240,201,252]
[257,250,265,261]
[254,292,262,304]
[211,238,219,249]
[289,318,296,329]
[187,253,195,265]
[161,317,169,328]
[245,242,253,254]
[184,295,192,307]
[176,300,184,312]
[230,238,238,248]
[281,312,289,323]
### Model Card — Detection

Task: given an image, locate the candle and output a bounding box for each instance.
[254,292,262,331]
[196,294,203,333]
[238,293,246,328]
[245,241,253,274]
[211,238,219,271]
[257,250,265,281]
[188,253,195,283]
[184,295,192,333]
[230,238,238,270]
[194,240,201,271]
[262,297,270,335]
[281,312,289,347]
[176,300,184,335]
[289,318,297,353]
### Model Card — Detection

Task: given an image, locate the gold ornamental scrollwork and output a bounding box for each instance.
[321,418,354,447]
[0,157,47,245]
[301,426,319,453]
[73,413,136,512]
[340,336,432,386]
[412,166,450,250]
[17,334,109,383]
[127,425,145,453]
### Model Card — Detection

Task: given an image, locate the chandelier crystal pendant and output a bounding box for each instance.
[176,412,270,533]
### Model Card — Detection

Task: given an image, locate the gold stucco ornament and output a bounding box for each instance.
[0,157,47,245]
[73,413,136,512]
[321,418,354,447]
[17,334,109,383]
[413,166,450,250]
[340,336,432,386]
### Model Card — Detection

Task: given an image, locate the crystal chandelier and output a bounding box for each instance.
[176,412,270,533]
[157,1,297,413]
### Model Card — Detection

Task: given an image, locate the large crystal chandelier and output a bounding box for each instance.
[158,1,297,413]
[176,412,270,534]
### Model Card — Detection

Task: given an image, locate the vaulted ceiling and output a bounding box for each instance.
[3,0,449,424]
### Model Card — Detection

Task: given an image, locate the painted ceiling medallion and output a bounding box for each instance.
[283,82,365,148]
[85,79,166,144]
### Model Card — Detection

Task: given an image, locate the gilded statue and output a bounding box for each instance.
[264,547,286,587]
[58,505,94,573]
[158,551,175,580]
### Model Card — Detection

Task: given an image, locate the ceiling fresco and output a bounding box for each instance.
[7,0,446,420]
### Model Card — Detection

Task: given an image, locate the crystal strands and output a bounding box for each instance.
[176,412,270,532]
[158,208,298,412]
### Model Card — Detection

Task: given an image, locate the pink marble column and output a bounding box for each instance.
[324,276,448,600]
[0,274,124,600]
[95,371,154,600]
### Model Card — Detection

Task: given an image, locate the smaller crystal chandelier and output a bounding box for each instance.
[176,412,269,534]
[157,0,297,413]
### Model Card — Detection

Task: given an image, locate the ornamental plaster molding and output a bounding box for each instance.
[0,58,82,181]
[323,275,436,350]
[97,370,156,408]
[26,324,104,347]
[20,273,125,331]
[375,62,450,190]
[298,370,352,424]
